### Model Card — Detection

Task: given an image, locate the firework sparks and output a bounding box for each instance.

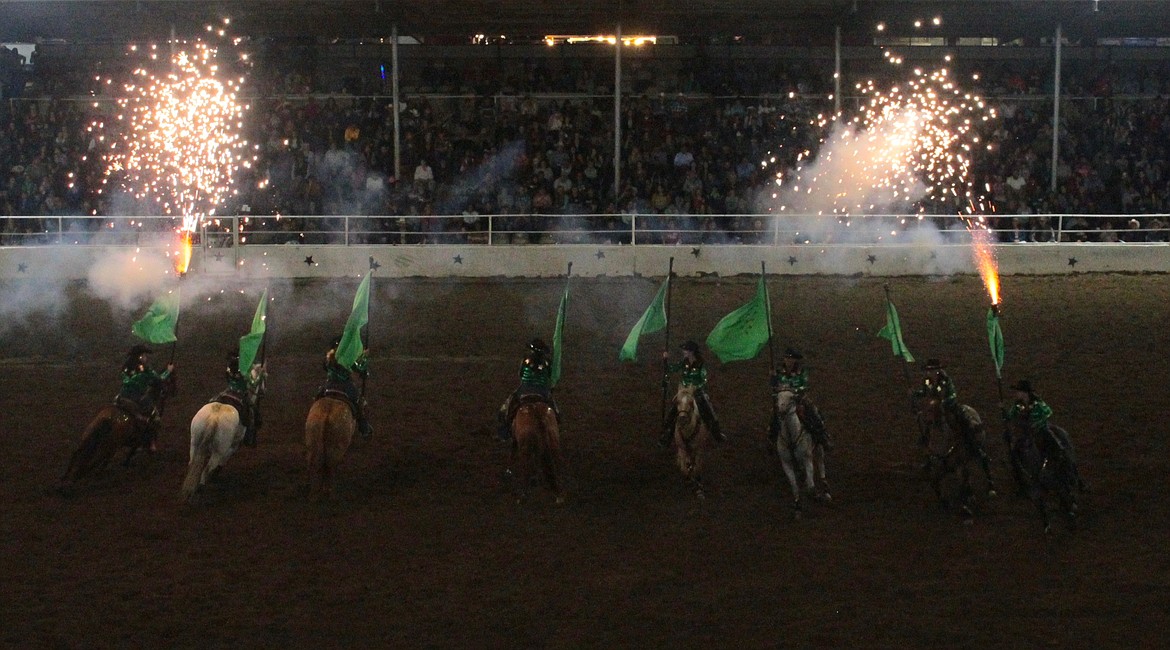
[92,22,252,273]
[970,224,1000,305]
[770,66,995,225]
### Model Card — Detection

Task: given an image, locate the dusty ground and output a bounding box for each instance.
[1,273,1168,648]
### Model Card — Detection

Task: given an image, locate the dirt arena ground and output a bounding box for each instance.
[1,273,1168,647]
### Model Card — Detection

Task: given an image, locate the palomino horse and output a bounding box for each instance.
[304,394,357,499]
[916,395,996,517]
[1006,417,1084,533]
[772,389,830,517]
[671,385,711,498]
[62,372,176,483]
[180,364,266,503]
[508,396,565,504]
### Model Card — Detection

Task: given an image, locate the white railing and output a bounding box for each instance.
[1,213,1168,247]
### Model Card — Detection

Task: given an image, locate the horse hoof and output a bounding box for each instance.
[819,492,832,503]
[555,495,567,506]
[987,489,998,498]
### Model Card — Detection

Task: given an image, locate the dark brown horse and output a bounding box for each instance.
[916,395,996,517]
[1006,417,1084,533]
[508,397,565,504]
[62,373,176,483]
[304,396,356,499]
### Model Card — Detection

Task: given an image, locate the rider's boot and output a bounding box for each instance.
[242,426,257,447]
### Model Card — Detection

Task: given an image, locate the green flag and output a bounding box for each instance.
[238,289,268,373]
[706,276,771,363]
[987,308,1004,379]
[336,272,371,370]
[550,282,569,387]
[877,298,915,363]
[131,288,181,344]
[619,276,669,362]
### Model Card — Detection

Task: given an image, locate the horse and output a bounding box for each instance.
[772,389,830,517]
[62,372,177,483]
[180,364,267,503]
[507,396,565,504]
[304,393,357,500]
[671,385,711,499]
[916,395,997,518]
[1005,417,1084,533]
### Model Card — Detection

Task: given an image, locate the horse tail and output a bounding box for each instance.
[181,411,216,501]
[538,406,563,496]
[63,411,114,482]
[305,400,329,495]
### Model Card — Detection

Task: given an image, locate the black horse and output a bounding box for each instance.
[1005,417,1085,533]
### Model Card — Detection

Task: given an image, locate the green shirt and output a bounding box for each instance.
[520,355,551,388]
[1008,399,1053,428]
[120,366,170,400]
[667,358,708,389]
[774,367,809,393]
[914,372,958,405]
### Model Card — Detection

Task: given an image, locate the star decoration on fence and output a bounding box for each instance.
[929,251,938,260]
[453,254,463,265]
[1068,257,1078,267]
[303,255,315,266]
[17,263,27,273]
[369,256,381,271]
[690,247,701,258]
[787,256,798,266]
[595,250,605,259]
[866,254,877,265]
[213,252,224,262]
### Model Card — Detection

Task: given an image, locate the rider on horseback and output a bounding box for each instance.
[769,347,832,450]
[318,335,372,438]
[115,344,174,452]
[1004,379,1057,453]
[497,338,560,441]
[221,351,263,447]
[660,340,725,446]
[913,359,980,447]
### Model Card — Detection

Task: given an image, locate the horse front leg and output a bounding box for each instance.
[813,444,832,502]
[778,450,802,517]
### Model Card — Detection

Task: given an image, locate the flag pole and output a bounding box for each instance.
[762,261,776,376]
[169,277,183,366]
[660,256,675,426]
[884,283,926,444]
[360,273,372,403]
[258,286,270,368]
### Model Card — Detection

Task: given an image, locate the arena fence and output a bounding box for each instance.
[2,214,1168,280]
[1,213,1166,248]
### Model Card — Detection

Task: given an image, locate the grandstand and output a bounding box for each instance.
[2,0,1170,260]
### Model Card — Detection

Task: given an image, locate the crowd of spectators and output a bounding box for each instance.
[4,45,1170,245]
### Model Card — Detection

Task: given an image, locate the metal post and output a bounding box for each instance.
[1051,23,1062,194]
[392,23,402,182]
[233,216,240,269]
[614,23,622,198]
[834,25,842,116]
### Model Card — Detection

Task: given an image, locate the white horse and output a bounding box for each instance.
[181,364,266,502]
[772,389,830,517]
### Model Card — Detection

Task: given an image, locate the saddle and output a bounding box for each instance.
[113,396,152,424]
[212,391,252,428]
[318,388,360,418]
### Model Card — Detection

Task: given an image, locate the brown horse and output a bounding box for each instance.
[672,385,711,499]
[62,374,176,483]
[916,395,996,517]
[304,395,356,499]
[508,397,565,504]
